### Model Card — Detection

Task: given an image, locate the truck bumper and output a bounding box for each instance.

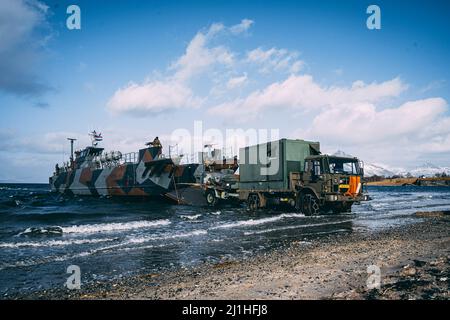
[325,194,369,202]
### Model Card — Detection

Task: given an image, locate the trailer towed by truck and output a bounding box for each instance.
[202,138,369,215]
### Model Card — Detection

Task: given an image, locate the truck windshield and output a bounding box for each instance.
[327,157,360,175]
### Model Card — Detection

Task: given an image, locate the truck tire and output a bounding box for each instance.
[300,193,320,216]
[247,194,260,211]
[205,189,218,207]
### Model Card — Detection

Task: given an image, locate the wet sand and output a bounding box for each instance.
[8,213,449,300]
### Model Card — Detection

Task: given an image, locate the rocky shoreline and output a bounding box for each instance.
[5,214,449,300]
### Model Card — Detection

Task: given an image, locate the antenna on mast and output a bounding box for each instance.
[89,130,103,146]
[67,138,77,161]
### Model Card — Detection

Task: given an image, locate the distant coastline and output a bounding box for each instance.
[366,177,450,186]
[0,182,49,185]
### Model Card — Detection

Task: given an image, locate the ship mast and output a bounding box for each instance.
[67,138,77,161]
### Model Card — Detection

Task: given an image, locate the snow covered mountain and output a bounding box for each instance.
[398,163,450,178]
[331,150,449,177]
[363,163,397,177]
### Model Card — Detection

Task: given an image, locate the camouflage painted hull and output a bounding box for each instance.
[49,146,200,199]
[50,160,199,198]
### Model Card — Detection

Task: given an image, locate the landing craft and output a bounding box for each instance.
[49,132,200,199]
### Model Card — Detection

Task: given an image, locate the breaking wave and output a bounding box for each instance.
[60,220,171,234]
[126,229,208,244]
[17,219,171,237]
[180,214,202,220]
[211,213,305,230]
[0,238,116,249]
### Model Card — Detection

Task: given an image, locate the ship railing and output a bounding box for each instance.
[120,152,139,164]
[180,153,202,164]
[180,148,236,165]
[56,162,72,174]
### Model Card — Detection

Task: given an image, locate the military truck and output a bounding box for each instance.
[238,139,368,215]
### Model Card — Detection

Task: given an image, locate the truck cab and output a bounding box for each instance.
[297,155,369,214]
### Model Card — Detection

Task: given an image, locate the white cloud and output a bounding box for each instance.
[108,20,254,116]
[229,19,254,34]
[302,98,447,144]
[208,75,407,119]
[0,0,52,97]
[107,80,202,114]
[226,73,248,89]
[246,47,304,74]
[287,97,450,168]
[290,61,304,74]
[0,0,48,53]
[206,22,225,37]
[418,134,450,153]
[171,23,235,82]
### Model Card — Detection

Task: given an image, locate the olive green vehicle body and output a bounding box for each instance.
[237,139,368,214]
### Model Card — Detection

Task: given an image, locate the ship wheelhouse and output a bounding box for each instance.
[75,146,104,169]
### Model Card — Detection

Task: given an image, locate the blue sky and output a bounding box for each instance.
[1,0,449,182]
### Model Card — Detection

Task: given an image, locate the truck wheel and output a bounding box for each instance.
[205,190,218,207]
[247,194,260,211]
[300,194,320,216]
